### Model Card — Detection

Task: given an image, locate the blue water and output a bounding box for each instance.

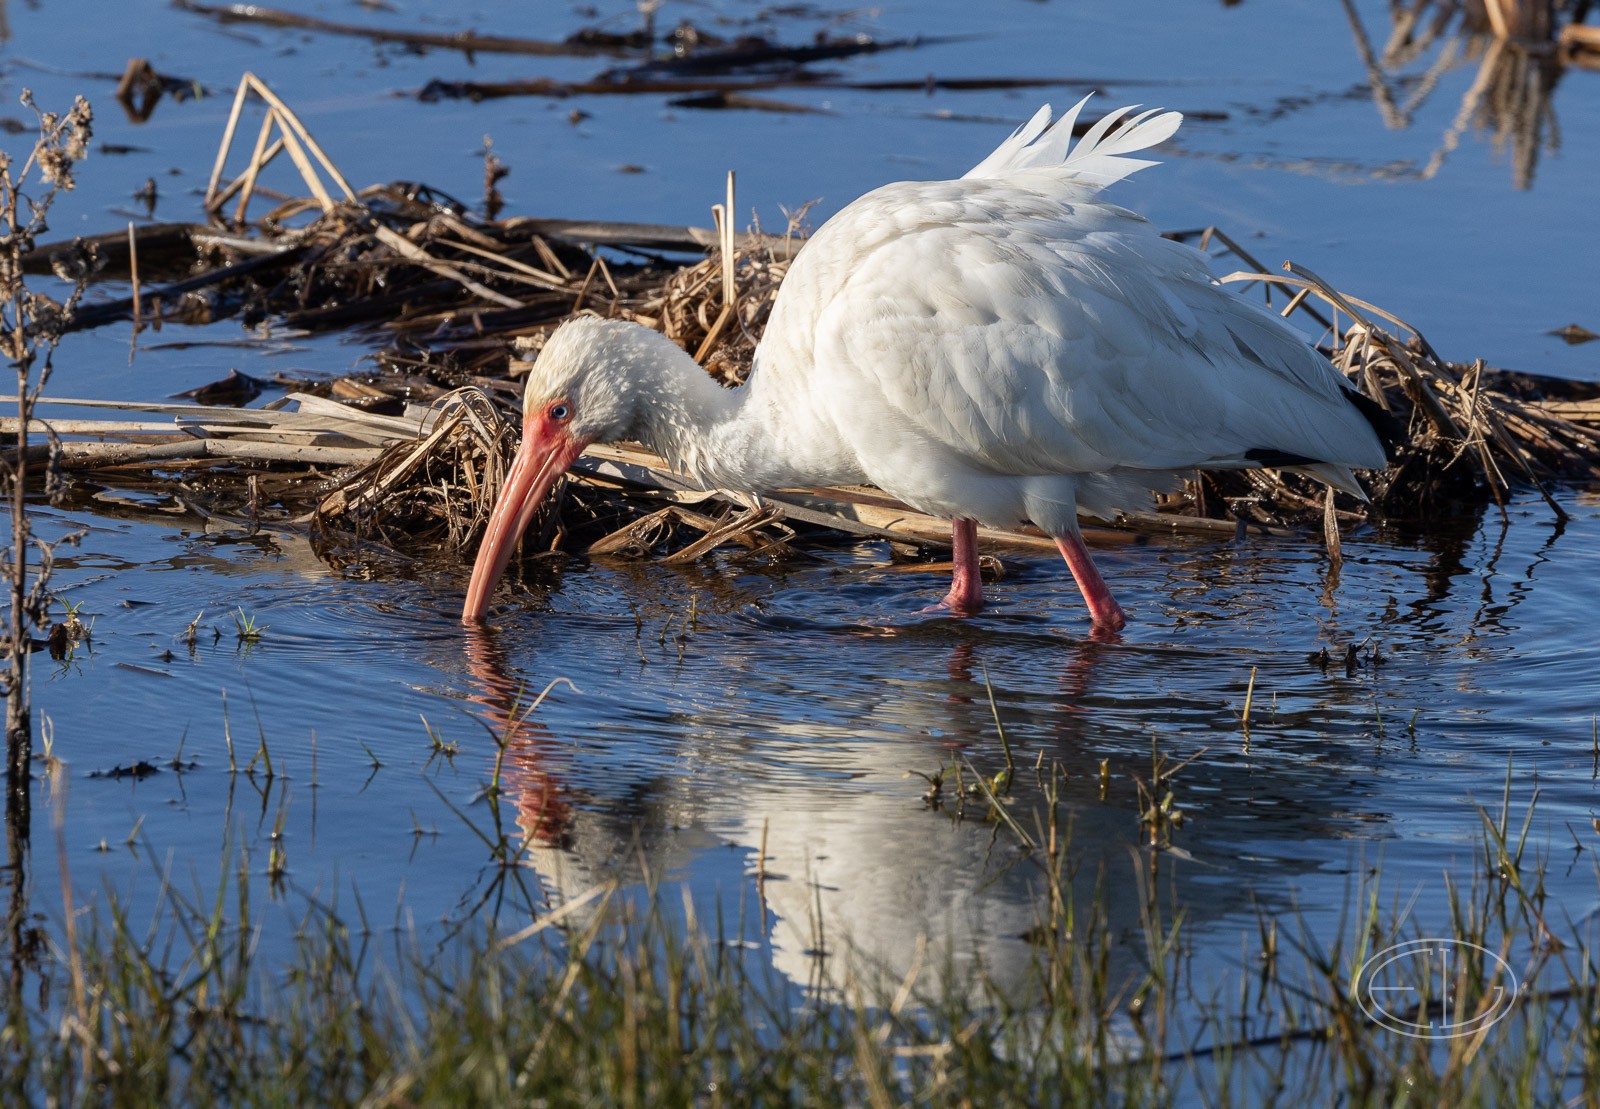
[9,0,1595,384]
[2,0,1598,1050]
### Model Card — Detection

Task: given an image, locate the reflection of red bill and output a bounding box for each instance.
[462,625,575,848]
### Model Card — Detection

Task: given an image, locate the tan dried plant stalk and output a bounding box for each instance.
[0,92,96,807]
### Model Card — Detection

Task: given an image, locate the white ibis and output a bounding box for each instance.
[463,98,1390,629]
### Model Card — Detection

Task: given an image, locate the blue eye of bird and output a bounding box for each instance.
[550,403,570,421]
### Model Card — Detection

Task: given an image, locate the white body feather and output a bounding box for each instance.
[531,98,1384,546]
[656,96,1385,537]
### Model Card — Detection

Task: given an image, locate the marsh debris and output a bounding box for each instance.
[1550,323,1598,345]
[9,78,1600,580]
[114,58,206,124]
[174,0,637,59]
[173,368,266,406]
[88,760,160,781]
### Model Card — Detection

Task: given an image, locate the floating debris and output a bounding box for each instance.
[114,57,207,123]
[173,368,266,406]
[173,0,630,58]
[667,91,834,115]
[1550,323,1598,345]
[7,78,1598,580]
[88,760,161,780]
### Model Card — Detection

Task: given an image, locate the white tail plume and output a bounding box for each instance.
[963,96,1183,188]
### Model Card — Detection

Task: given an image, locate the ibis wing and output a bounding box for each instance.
[789,179,1385,483]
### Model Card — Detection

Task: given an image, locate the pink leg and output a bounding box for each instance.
[927,517,984,616]
[1054,531,1127,631]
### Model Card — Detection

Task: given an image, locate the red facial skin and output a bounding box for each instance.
[461,404,591,623]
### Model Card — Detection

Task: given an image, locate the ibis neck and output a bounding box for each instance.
[629,349,802,493]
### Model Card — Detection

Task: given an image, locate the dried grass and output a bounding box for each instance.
[14,77,1600,574]
[1208,256,1600,528]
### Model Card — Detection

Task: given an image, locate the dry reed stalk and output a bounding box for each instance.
[661,505,780,564]
[310,388,510,547]
[203,76,527,313]
[1214,263,1593,522]
[693,171,740,364]
[204,75,252,205]
[126,222,141,335]
[19,89,1600,570]
[635,227,790,385]
[586,507,689,557]
[1322,487,1343,572]
[1563,23,1600,67]
[313,413,463,521]
[0,419,178,436]
[370,225,524,309]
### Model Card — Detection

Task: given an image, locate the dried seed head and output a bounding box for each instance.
[64,97,93,161]
[49,238,102,282]
[37,148,71,189]
[24,291,69,342]
[43,443,67,505]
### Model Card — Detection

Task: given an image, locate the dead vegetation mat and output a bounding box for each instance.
[11,120,1600,576]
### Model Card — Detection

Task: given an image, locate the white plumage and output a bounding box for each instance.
[463,98,1388,629]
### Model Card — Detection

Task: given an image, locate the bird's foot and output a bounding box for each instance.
[1053,532,1127,634]
[1086,618,1125,644]
[926,518,986,617]
[922,592,984,618]
[1087,597,1127,633]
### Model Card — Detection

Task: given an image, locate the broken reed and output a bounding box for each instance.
[17,75,1600,570]
[23,214,1600,574]
[26,211,1600,570]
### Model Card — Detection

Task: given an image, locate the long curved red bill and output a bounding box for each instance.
[462,421,589,623]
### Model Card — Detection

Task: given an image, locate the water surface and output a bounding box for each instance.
[2,0,1598,1056]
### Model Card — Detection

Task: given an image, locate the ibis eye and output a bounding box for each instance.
[549,403,571,422]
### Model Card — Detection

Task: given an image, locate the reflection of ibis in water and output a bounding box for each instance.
[464,97,1390,630]
[461,628,1304,1002]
